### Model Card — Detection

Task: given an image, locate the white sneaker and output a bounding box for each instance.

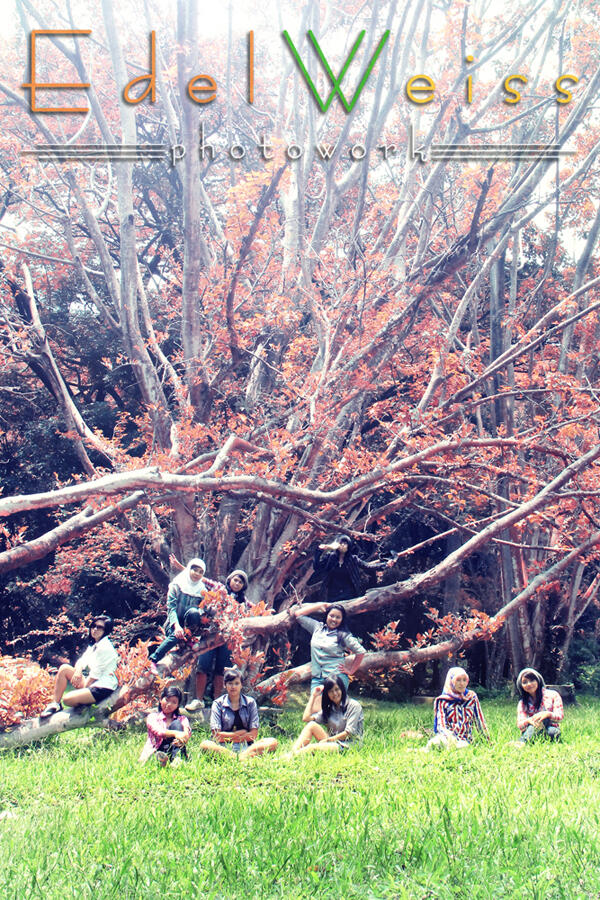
[185,699,204,712]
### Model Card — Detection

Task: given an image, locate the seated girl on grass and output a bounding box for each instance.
[515,667,563,746]
[139,684,191,767]
[199,667,277,760]
[290,675,364,755]
[40,615,118,717]
[425,666,489,750]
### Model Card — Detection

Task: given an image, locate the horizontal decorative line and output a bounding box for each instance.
[436,144,564,149]
[32,144,169,149]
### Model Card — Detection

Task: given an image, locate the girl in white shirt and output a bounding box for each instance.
[40,615,119,717]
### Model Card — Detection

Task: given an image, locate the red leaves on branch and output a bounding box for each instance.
[0,656,54,727]
[370,620,403,650]
[425,606,495,642]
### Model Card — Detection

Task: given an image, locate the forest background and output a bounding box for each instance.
[2,0,600,718]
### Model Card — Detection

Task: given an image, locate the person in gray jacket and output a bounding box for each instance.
[149,558,209,667]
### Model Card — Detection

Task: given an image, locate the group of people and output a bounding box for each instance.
[138,663,563,767]
[37,540,565,763]
[425,665,564,750]
[148,558,251,712]
[139,669,364,766]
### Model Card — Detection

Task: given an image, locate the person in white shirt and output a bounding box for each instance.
[40,615,119,717]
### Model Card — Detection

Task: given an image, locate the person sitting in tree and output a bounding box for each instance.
[514,667,563,746]
[149,558,212,669]
[139,684,191,767]
[199,667,278,760]
[40,615,118,717]
[289,675,364,755]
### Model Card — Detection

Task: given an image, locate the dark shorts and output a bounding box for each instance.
[89,686,114,703]
[197,644,232,675]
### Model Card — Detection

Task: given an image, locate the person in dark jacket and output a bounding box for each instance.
[313,535,384,603]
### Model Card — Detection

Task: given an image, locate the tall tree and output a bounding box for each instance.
[1,0,600,684]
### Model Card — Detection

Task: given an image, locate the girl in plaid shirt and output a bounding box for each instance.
[515,668,563,745]
[139,684,191,766]
[425,667,489,750]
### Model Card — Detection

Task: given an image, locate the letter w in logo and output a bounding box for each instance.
[282,30,390,114]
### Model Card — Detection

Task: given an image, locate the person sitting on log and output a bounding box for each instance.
[186,569,251,712]
[514,667,563,746]
[425,666,489,750]
[199,666,277,760]
[39,615,118,717]
[139,684,191,767]
[149,558,211,670]
[289,675,364,755]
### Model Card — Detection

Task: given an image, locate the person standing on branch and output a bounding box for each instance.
[514,668,563,745]
[313,535,387,603]
[188,570,251,712]
[39,615,118,717]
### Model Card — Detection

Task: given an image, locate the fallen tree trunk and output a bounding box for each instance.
[256,525,600,694]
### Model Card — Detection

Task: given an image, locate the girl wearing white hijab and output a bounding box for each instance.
[150,559,208,666]
[425,666,489,750]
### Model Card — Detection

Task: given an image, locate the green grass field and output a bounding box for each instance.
[2,696,600,899]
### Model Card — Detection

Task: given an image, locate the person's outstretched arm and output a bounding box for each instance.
[292,602,328,619]
[313,546,338,573]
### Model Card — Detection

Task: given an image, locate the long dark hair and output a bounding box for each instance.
[88,614,113,645]
[326,604,350,647]
[517,668,544,711]
[158,684,183,716]
[321,675,347,723]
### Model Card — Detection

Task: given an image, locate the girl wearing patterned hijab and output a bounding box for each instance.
[425,666,489,750]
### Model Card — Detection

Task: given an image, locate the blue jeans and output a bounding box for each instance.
[157,719,188,760]
[519,722,561,742]
[150,634,178,663]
